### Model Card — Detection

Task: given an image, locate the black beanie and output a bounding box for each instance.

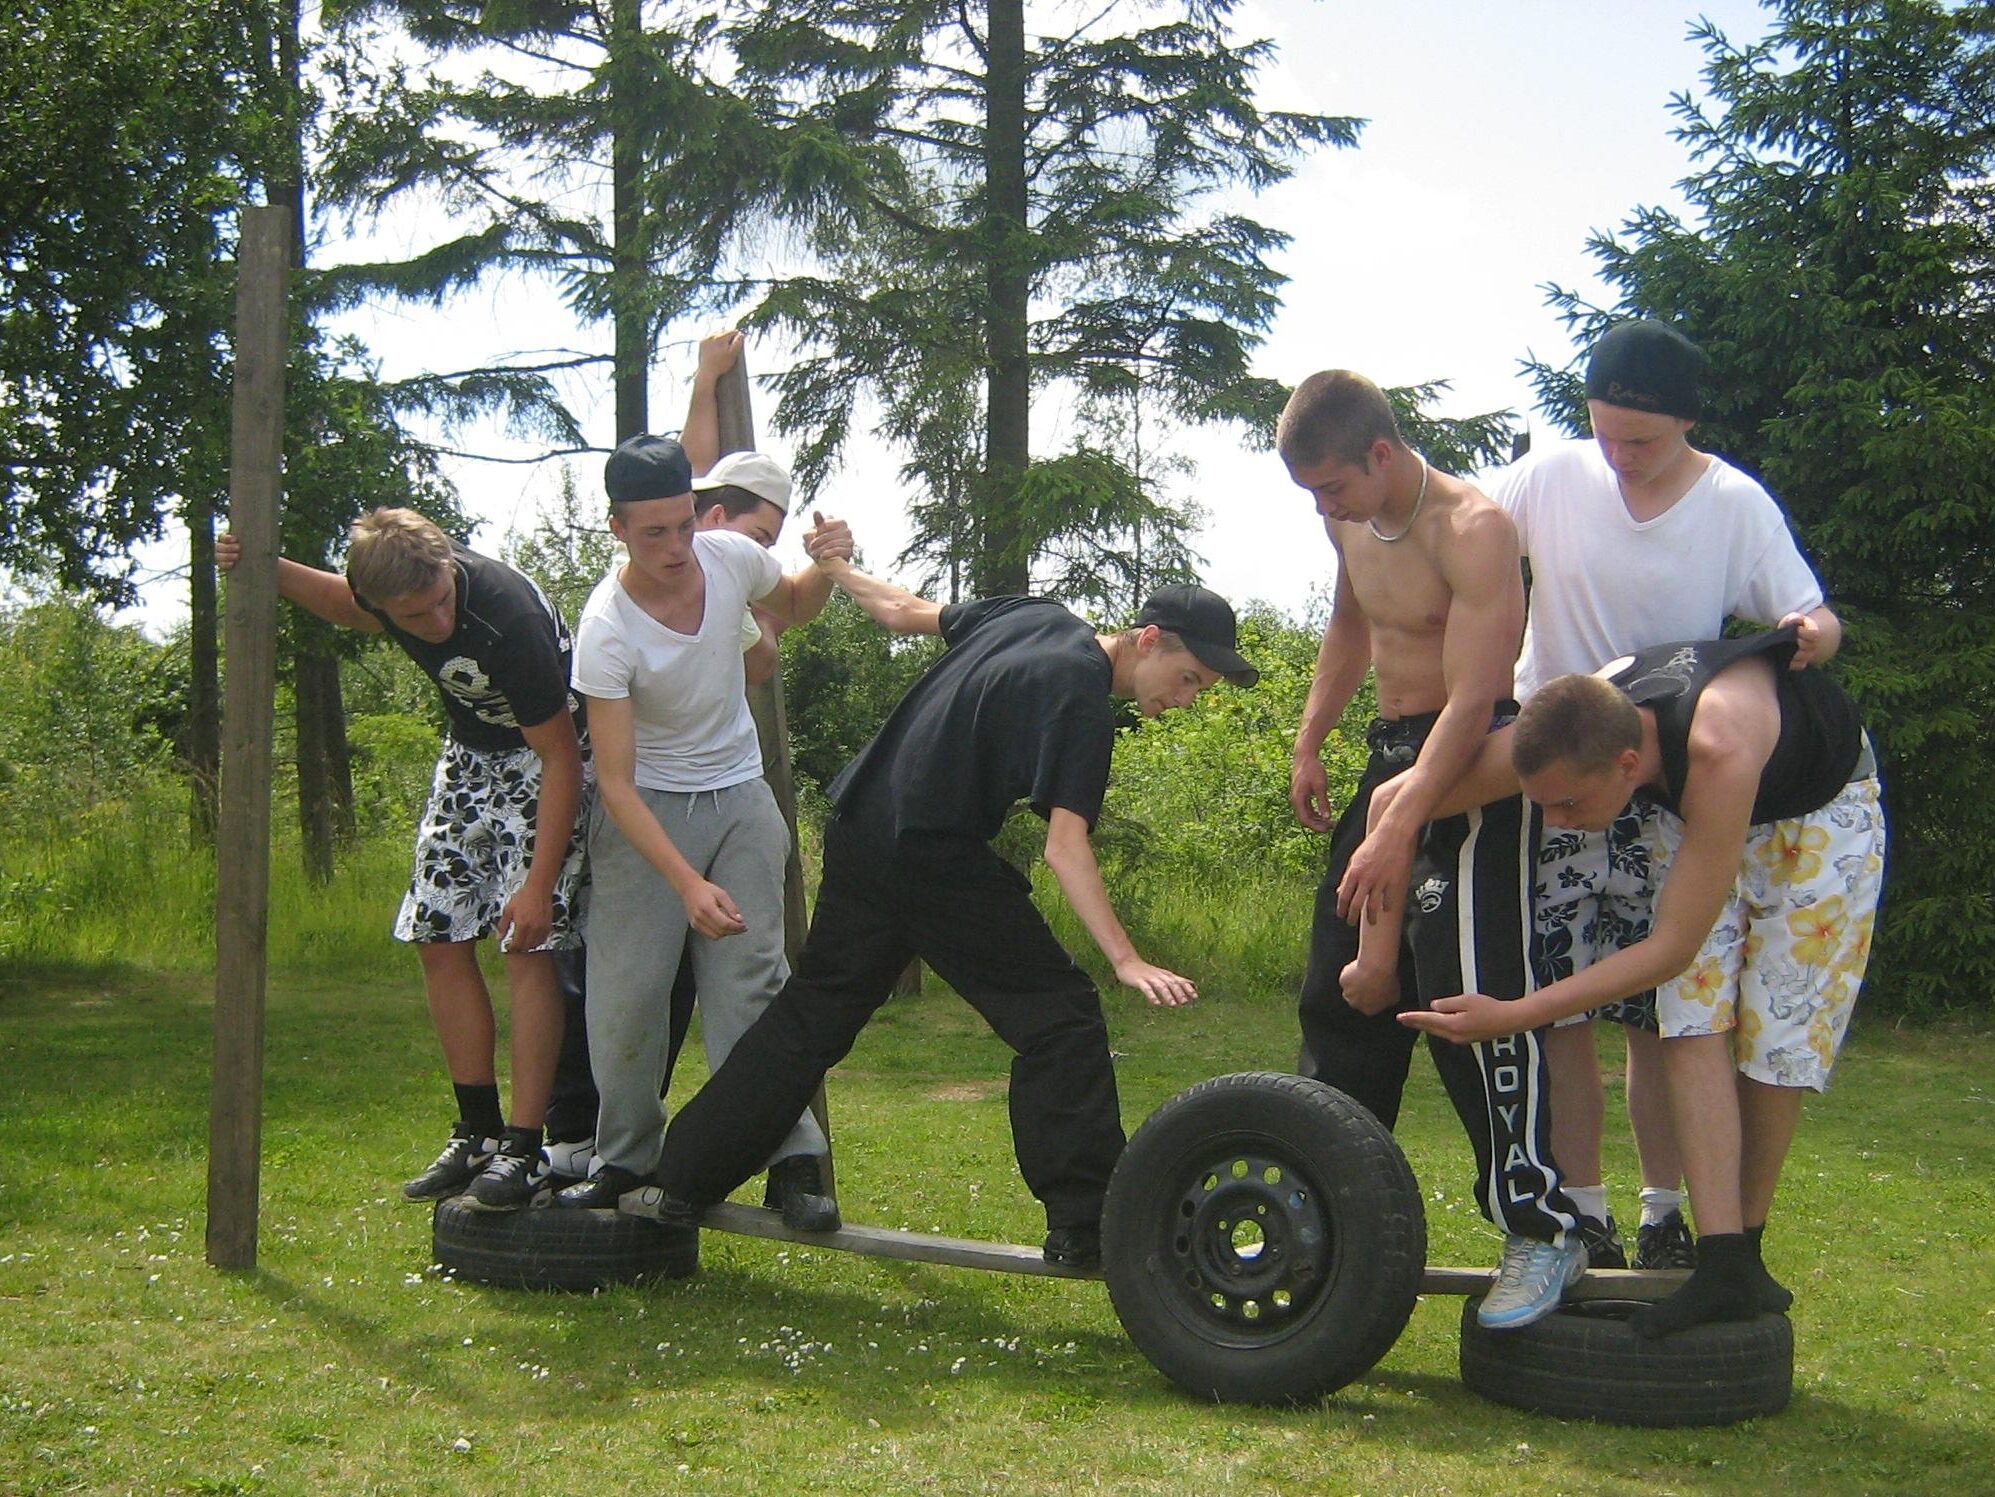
[1584,320,1706,421]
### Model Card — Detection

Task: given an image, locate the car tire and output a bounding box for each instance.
[1102,1071,1425,1406]
[1458,1296,1793,1425]
[432,1198,699,1292]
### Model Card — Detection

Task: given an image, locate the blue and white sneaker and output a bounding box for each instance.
[1477,1233,1589,1330]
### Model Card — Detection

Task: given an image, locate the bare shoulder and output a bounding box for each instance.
[1431,475,1520,576]
[1687,657,1780,770]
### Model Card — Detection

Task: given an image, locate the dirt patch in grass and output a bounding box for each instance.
[927,1080,1005,1102]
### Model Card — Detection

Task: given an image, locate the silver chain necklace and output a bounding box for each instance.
[1367,453,1429,543]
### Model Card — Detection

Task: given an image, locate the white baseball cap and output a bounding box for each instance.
[691,451,792,513]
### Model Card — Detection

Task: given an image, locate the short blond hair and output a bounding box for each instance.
[1276,370,1402,470]
[1513,674,1642,778]
[345,508,454,605]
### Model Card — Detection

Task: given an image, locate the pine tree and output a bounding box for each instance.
[734,0,1362,595]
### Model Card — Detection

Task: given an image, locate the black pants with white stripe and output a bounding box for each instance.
[1298,718,1579,1245]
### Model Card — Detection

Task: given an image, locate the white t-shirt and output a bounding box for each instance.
[572,528,781,793]
[1482,438,1825,696]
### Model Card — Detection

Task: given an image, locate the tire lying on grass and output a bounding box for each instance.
[1458,1297,1792,1426]
[1102,1071,1425,1406]
[432,1198,698,1292]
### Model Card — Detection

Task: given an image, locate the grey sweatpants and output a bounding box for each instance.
[584,776,827,1175]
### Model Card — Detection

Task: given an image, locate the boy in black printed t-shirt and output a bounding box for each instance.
[218,509,587,1210]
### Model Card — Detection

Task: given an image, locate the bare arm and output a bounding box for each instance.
[1370,723,1526,829]
[751,515,851,630]
[814,556,943,636]
[1042,808,1196,1008]
[585,692,747,939]
[495,709,584,952]
[1337,508,1523,923]
[681,330,742,476]
[1289,557,1370,833]
[1403,693,1772,1042]
[216,531,381,633]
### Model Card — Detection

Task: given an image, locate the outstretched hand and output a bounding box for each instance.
[1396,992,1520,1045]
[1115,956,1198,1008]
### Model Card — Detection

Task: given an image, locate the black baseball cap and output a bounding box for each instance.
[604,434,694,504]
[1585,319,1706,421]
[1135,584,1259,687]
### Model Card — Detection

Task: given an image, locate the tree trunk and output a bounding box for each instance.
[609,0,648,442]
[272,0,357,880]
[186,491,221,842]
[294,644,353,883]
[977,0,1031,598]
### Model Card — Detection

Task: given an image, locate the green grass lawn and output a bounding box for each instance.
[2,962,1990,1495]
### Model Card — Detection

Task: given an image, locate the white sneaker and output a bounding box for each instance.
[1477,1233,1589,1329]
[543,1136,596,1183]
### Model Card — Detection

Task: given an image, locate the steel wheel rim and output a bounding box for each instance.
[1156,1142,1333,1346]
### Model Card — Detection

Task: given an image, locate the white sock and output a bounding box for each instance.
[1639,1186,1686,1228]
[1566,1184,1608,1223]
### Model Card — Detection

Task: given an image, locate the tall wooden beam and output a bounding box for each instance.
[206,206,291,1270]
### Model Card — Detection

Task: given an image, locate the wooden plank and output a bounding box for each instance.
[205,205,291,1271]
[696,1201,1096,1280]
[657,1201,1688,1301]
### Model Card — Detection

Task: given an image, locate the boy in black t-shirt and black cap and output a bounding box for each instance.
[632,560,1257,1268]
[218,509,588,1210]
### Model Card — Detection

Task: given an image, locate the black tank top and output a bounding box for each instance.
[1606,628,1864,823]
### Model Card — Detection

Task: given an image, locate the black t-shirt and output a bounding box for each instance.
[1609,627,1864,823]
[829,596,1116,843]
[360,544,585,753]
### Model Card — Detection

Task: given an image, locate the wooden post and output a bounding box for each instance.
[712,352,836,1195]
[206,206,290,1269]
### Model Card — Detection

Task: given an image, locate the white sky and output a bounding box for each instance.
[116,0,1777,634]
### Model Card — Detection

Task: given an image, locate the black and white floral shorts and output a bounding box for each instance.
[392,738,588,949]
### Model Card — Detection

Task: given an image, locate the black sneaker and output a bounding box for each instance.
[552,1164,650,1210]
[1578,1213,1628,1270]
[1635,1208,1698,1270]
[1043,1224,1101,1270]
[764,1154,841,1233]
[466,1127,549,1212]
[402,1124,497,1201]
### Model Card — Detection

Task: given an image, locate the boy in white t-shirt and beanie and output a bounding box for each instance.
[1482,319,1840,1271]
[552,434,841,1228]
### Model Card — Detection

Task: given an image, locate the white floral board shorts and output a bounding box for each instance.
[393,737,590,951]
[1650,774,1885,1090]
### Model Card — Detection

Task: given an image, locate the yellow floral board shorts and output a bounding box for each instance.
[1650,774,1885,1091]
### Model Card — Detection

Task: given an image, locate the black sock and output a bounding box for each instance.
[1745,1224,1794,1313]
[1631,1233,1759,1338]
[453,1083,504,1138]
